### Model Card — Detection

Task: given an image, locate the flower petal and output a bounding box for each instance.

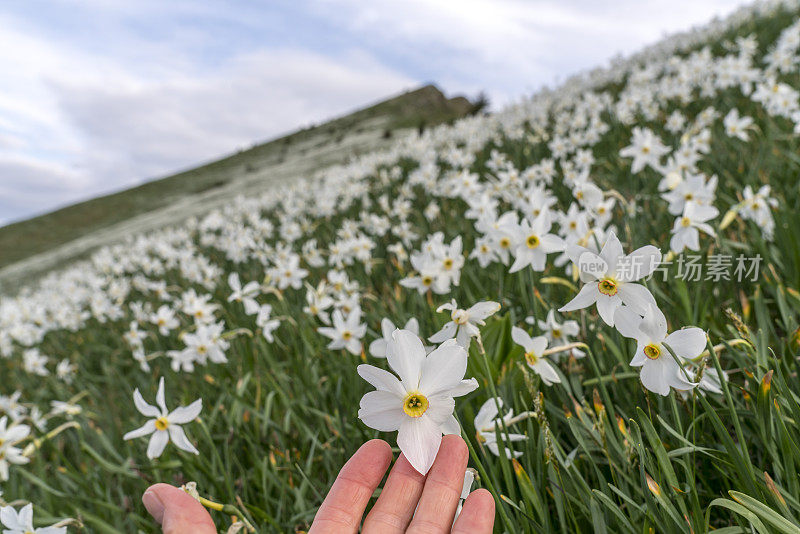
[441,415,461,436]
[147,429,170,459]
[618,246,661,282]
[474,398,501,431]
[613,306,644,340]
[596,294,622,326]
[639,358,673,396]
[447,378,479,397]
[357,364,406,396]
[467,301,501,321]
[168,399,202,425]
[617,283,657,316]
[123,419,156,441]
[428,322,457,343]
[358,390,405,432]
[133,389,161,418]
[533,360,561,385]
[639,304,668,342]
[664,328,707,360]
[398,415,442,475]
[559,283,600,313]
[511,326,534,352]
[419,341,468,396]
[599,232,624,273]
[168,425,199,455]
[387,329,426,390]
[155,377,168,415]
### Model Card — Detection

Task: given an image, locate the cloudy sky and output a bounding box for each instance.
[0,0,744,225]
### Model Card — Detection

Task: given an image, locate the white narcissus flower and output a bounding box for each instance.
[357,329,478,474]
[429,300,501,349]
[0,503,66,534]
[227,272,261,315]
[123,377,202,459]
[505,211,565,273]
[740,184,778,239]
[0,416,30,481]
[473,398,527,458]
[511,327,561,386]
[256,304,280,343]
[318,308,366,355]
[662,173,717,216]
[670,202,718,253]
[369,317,420,358]
[150,305,179,336]
[619,126,670,173]
[529,309,584,358]
[723,108,754,141]
[559,232,660,327]
[614,305,705,396]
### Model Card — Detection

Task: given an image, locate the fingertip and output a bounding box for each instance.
[355,439,393,472]
[469,488,495,511]
[142,484,216,534]
[361,438,392,456]
[453,488,496,533]
[440,433,468,463]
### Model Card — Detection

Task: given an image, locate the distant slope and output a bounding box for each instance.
[0,85,475,289]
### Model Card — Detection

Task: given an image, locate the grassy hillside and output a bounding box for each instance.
[0,84,475,273]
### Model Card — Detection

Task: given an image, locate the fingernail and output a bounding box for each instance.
[142,489,165,523]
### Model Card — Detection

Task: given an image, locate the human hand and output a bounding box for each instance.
[142,435,495,533]
[309,435,495,533]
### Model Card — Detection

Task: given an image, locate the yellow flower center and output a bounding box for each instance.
[443,258,454,270]
[421,275,433,287]
[452,310,469,325]
[552,328,562,339]
[197,345,207,354]
[680,216,691,227]
[342,330,352,340]
[526,235,540,249]
[525,351,538,366]
[403,393,429,418]
[569,221,577,229]
[598,278,618,296]
[684,193,694,201]
[499,237,511,249]
[642,146,650,154]
[644,344,661,360]
[155,417,169,431]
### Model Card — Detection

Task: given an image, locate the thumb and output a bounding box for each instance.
[143,483,217,534]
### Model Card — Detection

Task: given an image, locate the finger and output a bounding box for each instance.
[362,453,427,532]
[309,439,392,534]
[142,483,217,534]
[406,434,469,534]
[452,489,495,534]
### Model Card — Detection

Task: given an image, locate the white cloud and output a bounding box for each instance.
[0,8,415,224]
[309,0,746,103]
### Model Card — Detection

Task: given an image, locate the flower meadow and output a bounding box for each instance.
[3,2,800,532]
